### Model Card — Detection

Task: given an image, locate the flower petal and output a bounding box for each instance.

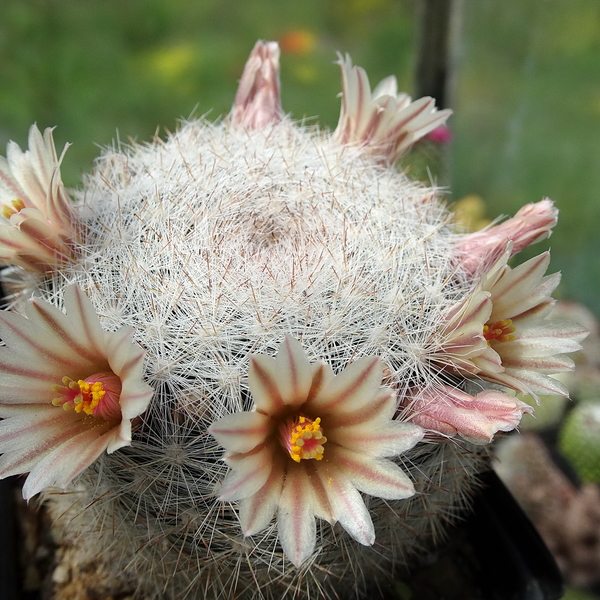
[327,445,416,501]
[310,356,384,414]
[315,461,375,546]
[323,388,395,428]
[278,463,317,567]
[239,458,285,536]
[22,426,113,500]
[273,336,320,407]
[328,420,424,458]
[231,40,283,129]
[218,444,274,501]
[332,54,451,163]
[209,411,272,454]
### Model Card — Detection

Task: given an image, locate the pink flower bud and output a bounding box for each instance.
[406,384,533,445]
[455,198,558,276]
[231,41,284,130]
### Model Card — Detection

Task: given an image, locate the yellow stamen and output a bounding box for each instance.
[484,319,516,344]
[287,416,327,463]
[1,198,25,220]
[52,377,107,416]
[74,380,106,415]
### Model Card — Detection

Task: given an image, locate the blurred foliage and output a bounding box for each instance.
[0,0,416,185]
[452,0,600,317]
[0,0,599,319]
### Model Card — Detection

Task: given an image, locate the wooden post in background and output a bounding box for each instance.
[410,0,464,185]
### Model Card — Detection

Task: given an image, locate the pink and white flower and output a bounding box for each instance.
[209,336,424,567]
[406,384,532,444]
[231,40,284,130]
[434,246,588,398]
[332,54,452,163]
[455,198,558,276]
[0,285,154,500]
[0,124,80,273]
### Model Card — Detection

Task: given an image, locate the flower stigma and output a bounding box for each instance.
[483,319,516,344]
[280,415,327,463]
[52,372,122,422]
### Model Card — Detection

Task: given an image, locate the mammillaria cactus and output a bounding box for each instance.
[0,41,587,599]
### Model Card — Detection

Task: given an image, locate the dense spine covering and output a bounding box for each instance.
[0,42,585,599]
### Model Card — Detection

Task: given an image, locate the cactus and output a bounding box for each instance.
[0,42,585,599]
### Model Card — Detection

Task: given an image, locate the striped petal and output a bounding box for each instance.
[209,411,272,454]
[315,462,375,546]
[310,356,384,414]
[278,464,317,567]
[327,420,424,458]
[21,426,113,500]
[327,444,416,501]
[219,444,274,501]
[239,458,284,536]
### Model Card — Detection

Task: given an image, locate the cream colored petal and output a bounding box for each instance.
[239,459,284,536]
[327,444,416,501]
[218,444,274,501]
[323,388,394,429]
[209,411,272,454]
[273,335,319,407]
[277,463,317,567]
[488,253,559,321]
[315,461,375,546]
[104,325,154,421]
[22,426,113,500]
[0,407,88,477]
[310,356,384,414]
[248,354,286,414]
[328,420,424,458]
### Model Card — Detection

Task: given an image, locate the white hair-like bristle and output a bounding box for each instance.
[30,117,483,599]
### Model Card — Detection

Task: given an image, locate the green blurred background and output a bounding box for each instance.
[0,0,598,313]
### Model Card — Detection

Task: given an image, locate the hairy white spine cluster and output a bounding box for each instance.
[31,118,475,599]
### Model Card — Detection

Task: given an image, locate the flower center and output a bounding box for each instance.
[484,319,516,344]
[280,415,327,463]
[1,198,25,220]
[52,372,122,422]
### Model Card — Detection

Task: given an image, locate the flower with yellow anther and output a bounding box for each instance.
[0,125,81,273]
[209,335,423,568]
[0,285,153,500]
[433,245,587,399]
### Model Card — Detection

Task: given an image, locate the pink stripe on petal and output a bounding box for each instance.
[324,389,395,428]
[22,427,112,500]
[316,463,375,546]
[218,444,273,501]
[329,421,424,458]
[239,459,284,536]
[248,355,285,413]
[330,445,416,501]
[276,336,316,407]
[209,411,272,454]
[311,356,383,413]
[278,464,317,567]
[27,299,105,365]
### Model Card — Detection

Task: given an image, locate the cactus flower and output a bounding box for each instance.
[435,246,588,398]
[0,125,80,273]
[332,54,452,163]
[0,285,153,500]
[210,336,423,567]
[455,198,558,276]
[406,384,532,444]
